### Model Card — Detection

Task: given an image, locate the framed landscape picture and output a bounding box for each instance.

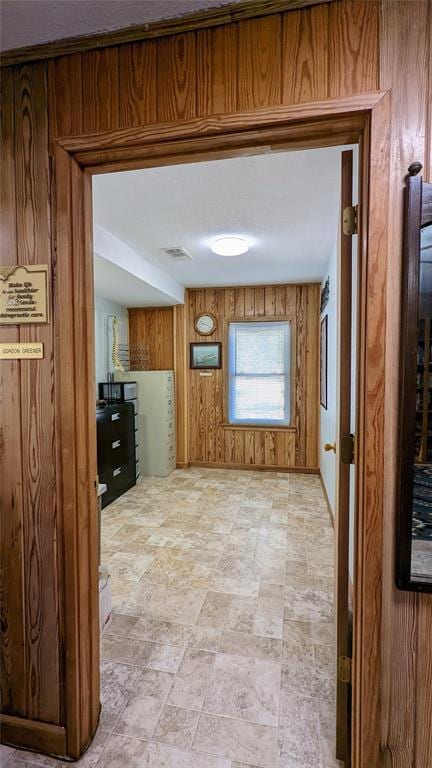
[320,315,328,409]
[190,342,222,369]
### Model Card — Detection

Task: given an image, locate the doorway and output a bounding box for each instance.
[53,94,390,767]
[91,145,357,767]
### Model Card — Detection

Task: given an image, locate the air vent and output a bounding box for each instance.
[162,246,193,261]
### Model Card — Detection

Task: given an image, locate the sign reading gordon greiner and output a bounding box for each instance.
[0,265,49,324]
[0,342,44,360]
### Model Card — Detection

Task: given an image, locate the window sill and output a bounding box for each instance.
[221,423,296,432]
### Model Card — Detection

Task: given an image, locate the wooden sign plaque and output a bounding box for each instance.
[0,342,44,360]
[0,265,49,324]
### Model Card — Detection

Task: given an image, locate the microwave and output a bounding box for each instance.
[99,381,137,402]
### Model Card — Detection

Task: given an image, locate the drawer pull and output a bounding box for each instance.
[113,467,122,477]
[112,440,121,449]
[111,412,120,421]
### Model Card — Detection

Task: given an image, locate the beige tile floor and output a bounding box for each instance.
[3,468,342,768]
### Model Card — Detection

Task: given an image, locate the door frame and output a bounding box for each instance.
[52,91,390,767]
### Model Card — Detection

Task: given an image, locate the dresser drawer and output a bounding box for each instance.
[100,461,136,508]
[97,430,135,474]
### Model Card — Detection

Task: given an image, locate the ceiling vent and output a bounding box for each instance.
[162,246,193,261]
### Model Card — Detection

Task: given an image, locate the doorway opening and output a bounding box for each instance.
[91,144,358,768]
[52,93,389,768]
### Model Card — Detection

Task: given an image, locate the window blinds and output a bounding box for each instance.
[228,321,291,425]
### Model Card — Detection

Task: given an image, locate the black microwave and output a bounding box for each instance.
[99,381,137,402]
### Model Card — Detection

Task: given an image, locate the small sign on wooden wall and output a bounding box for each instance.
[0,342,44,360]
[0,265,49,324]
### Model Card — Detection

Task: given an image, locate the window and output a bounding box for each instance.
[228,321,291,426]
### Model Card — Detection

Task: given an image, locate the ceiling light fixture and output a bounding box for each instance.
[211,236,249,257]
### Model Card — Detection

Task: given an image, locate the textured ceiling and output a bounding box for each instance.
[0,0,243,51]
[93,145,358,302]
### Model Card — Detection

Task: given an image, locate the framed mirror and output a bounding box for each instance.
[397,162,432,591]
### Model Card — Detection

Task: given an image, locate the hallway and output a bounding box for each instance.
[3,469,338,768]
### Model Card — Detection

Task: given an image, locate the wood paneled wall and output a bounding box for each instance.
[128,307,174,370]
[187,284,319,469]
[1,1,431,765]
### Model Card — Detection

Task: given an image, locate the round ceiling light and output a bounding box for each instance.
[210,236,249,257]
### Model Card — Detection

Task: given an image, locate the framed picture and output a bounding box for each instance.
[190,342,222,369]
[320,315,328,409]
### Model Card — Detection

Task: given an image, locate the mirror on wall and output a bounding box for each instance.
[397,162,432,591]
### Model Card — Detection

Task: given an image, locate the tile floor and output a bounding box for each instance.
[3,468,342,768]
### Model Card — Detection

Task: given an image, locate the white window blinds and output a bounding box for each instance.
[228,321,291,426]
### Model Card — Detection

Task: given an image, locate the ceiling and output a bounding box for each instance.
[0,0,242,51]
[93,145,356,305]
[93,254,177,308]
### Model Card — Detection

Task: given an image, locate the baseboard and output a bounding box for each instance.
[319,472,335,527]
[0,714,66,757]
[176,462,190,469]
[189,461,319,474]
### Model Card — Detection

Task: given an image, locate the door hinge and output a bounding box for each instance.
[340,433,355,465]
[343,204,358,236]
[338,655,352,684]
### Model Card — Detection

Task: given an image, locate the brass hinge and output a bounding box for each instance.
[340,433,355,465]
[338,655,352,684]
[342,204,358,236]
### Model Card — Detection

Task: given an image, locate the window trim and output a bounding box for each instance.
[224,316,294,429]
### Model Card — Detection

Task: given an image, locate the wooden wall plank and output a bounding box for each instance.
[81,48,119,133]
[196,25,238,116]
[282,4,328,105]
[238,16,282,110]
[186,284,319,469]
[48,54,82,138]
[118,41,157,128]
[328,0,379,98]
[128,307,174,371]
[379,3,431,767]
[156,33,197,122]
[0,67,27,718]
[13,62,60,724]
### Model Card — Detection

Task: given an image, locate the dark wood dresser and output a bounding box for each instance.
[96,402,136,508]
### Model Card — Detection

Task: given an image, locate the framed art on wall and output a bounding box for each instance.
[320,315,328,409]
[190,342,222,369]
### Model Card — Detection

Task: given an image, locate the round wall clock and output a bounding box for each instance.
[194,312,217,336]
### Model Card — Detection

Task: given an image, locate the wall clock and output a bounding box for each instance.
[194,312,217,336]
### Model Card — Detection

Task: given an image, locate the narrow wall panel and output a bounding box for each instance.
[81,48,119,132]
[196,25,238,116]
[48,54,82,138]
[0,67,27,718]
[328,0,379,98]
[118,41,157,128]
[156,33,197,122]
[238,16,282,110]
[13,63,60,724]
[282,4,328,105]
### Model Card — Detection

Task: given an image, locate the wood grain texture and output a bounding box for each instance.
[379,3,432,768]
[118,41,157,128]
[2,3,432,766]
[13,62,60,724]
[156,33,197,122]
[128,307,174,371]
[173,301,189,466]
[282,3,328,104]
[238,16,282,109]
[186,285,319,469]
[0,67,27,718]
[81,48,119,133]
[328,0,379,98]
[197,24,238,115]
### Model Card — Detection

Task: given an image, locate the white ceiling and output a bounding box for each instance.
[93,254,177,308]
[0,0,242,51]
[93,145,356,305]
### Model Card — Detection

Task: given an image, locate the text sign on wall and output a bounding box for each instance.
[0,265,49,324]
[0,342,44,360]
